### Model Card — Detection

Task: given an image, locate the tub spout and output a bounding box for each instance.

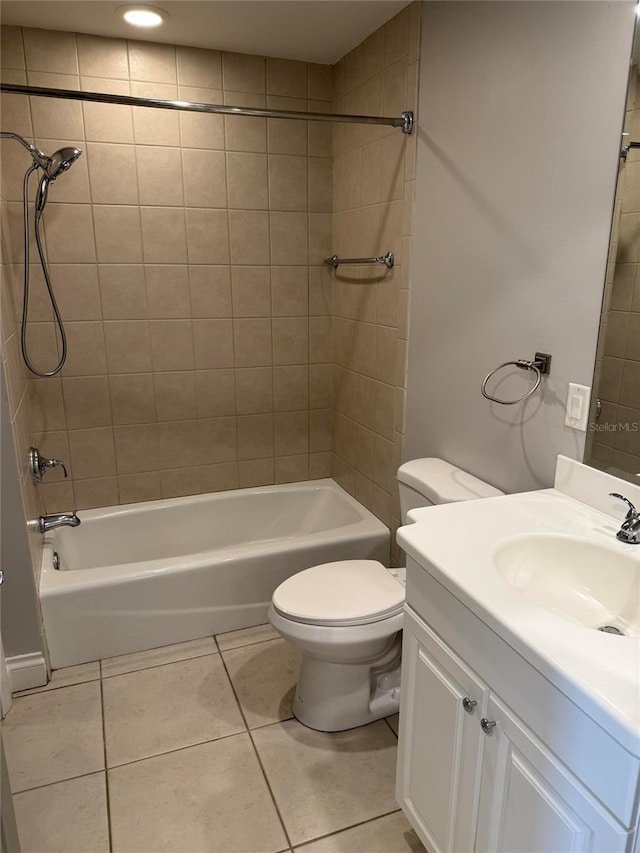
[38,513,81,534]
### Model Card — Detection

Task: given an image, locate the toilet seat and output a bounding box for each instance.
[272,560,405,627]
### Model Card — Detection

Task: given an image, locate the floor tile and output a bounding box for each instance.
[294,811,425,852]
[103,654,245,766]
[252,718,399,846]
[101,636,217,678]
[216,622,281,651]
[386,713,399,735]
[109,733,288,853]
[222,637,301,728]
[13,772,109,853]
[15,661,100,696]
[2,682,104,792]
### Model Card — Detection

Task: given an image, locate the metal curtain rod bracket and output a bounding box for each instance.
[481,352,551,405]
[324,252,395,270]
[0,83,414,135]
[621,141,640,160]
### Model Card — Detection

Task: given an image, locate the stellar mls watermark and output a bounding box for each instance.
[589,421,639,433]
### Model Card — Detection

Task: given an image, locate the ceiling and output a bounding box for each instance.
[0,1,411,64]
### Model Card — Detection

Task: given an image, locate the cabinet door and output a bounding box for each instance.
[397,609,489,853]
[476,694,632,853]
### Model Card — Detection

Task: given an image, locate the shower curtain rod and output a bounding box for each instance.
[0,83,414,135]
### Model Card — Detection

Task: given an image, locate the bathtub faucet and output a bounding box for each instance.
[38,513,81,534]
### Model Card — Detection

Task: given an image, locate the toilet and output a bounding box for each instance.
[268,458,503,732]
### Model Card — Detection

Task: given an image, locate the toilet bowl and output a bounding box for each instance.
[270,459,503,732]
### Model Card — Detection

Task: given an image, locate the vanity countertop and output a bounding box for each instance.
[398,487,640,758]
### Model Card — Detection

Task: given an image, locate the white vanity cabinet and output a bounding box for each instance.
[397,603,636,853]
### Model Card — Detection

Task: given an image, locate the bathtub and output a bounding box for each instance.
[40,479,390,668]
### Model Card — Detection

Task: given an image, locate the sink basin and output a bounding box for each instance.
[494,534,640,637]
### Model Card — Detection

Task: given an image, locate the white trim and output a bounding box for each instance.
[0,634,12,717]
[6,652,47,693]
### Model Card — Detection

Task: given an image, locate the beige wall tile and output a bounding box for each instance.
[140,207,187,263]
[267,58,307,98]
[86,143,139,205]
[274,365,308,412]
[83,80,134,144]
[131,82,180,146]
[193,319,234,369]
[275,411,309,455]
[272,317,308,365]
[99,265,147,320]
[222,53,265,93]
[30,378,66,433]
[154,371,197,421]
[94,206,143,264]
[62,376,111,429]
[74,476,119,509]
[275,453,308,483]
[189,266,232,318]
[309,451,331,478]
[157,420,199,468]
[236,367,273,415]
[160,466,200,499]
[229,211,270,265]
[43,205,95,264]
[136,146,184,206]
[145,265,190,318]
[185,208,230,264]
[29,74,84,139]
[68,427,116,478]
[227,152,268,210]
[308,64,332,101]
[271,267,308,316]
[118,471,161,504]
[109,373,156,424]
[270,212,308,265]
[182,149,227,208]
[104,321,152,374]
[223,92,267,153]
[77,34,128,79]
[239,458,274,487]
[200,461,238,493]
[269,155,308,211]
[237,414,274,460]
[177,46,222,89]
[309,363,331,409]
[195,369,236,417]
[179,87,225,150]
[231,266,271,317]
[23,28,78,74]
[1,26,25,70]
[128,41,176,84]
[62,322,108,376]
[233,318,272,367]
[384,6,410,66]
[149,319,194,371]
[267,106,307,157]
[113,424,159,474]
[198,417,238,463]
[48,265,102,321]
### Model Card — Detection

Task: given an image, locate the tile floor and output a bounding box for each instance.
[2,625,425,853]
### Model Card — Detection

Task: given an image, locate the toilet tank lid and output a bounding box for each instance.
[397,458,504,504]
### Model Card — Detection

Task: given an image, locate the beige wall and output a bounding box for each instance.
[330,3,420,564]
[0,25,334,512]
[405,0,634,495]
[587,66,640,478]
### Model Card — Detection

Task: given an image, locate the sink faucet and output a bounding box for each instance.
[609,494,640,544]
[38,513,81,534]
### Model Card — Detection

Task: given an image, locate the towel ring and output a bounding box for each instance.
[481,353,551,405]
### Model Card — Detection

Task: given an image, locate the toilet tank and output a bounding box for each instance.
[397,458,504,522]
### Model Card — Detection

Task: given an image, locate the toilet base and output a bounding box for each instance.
[292,635,402,732]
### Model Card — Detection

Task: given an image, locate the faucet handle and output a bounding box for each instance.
[609,493,638,520]
[29,447,68,484]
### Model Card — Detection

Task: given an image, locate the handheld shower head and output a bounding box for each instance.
[44,146,82,181]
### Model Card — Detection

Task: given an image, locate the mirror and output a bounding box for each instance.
[585,18,640,486]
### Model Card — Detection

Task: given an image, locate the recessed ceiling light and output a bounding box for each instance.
[119,5,168,27]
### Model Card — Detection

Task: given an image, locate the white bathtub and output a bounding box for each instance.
[40,479,390,668]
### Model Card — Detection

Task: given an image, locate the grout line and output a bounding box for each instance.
[14,674,101,697]
[101,648,218,680]
[383,716,399,739]
[98,672,114,853]
[292,807,403,850]
[215,633,294,851]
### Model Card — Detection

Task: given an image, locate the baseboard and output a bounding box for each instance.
[6,652,48,693]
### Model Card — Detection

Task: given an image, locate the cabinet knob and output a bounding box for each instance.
[481,718,497,734]
[462,697,477,714]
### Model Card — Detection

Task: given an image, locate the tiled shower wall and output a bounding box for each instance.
[330,3,420,562]
[0,25,334,512]
[588,65,640,476]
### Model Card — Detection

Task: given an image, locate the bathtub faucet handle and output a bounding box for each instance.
[29,447,68,484]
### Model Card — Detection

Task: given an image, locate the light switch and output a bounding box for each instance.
[565,383,591,431]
